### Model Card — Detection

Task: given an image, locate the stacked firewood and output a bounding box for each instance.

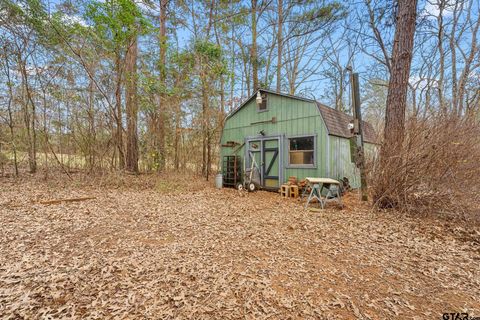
[287,176,297,185]
[298,179,310,196]
[298,179,307,188]
[284,177,309,198]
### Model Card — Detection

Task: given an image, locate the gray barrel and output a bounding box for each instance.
[215,174,223,189]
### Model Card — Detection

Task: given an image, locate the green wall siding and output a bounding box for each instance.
[221,92,369,188]
[329,135,359,188]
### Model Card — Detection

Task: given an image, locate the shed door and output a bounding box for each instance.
[262,139,280,188]
[247,137,281,189]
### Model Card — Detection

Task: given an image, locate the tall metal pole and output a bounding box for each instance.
[350,72,368,201]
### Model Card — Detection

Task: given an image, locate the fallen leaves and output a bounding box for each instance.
[0,175,479,319]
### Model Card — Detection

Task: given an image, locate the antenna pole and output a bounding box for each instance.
[350,72,368,201]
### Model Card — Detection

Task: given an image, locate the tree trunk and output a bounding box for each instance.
[213,8,226,135]
[87,65,96,172]
[375,0,417,207]
[336,72,344,111]
[207,129,211,179]
[20,56,37,174]
[41,90,49,179]
[276,0,283,93]
[156,0,168,172]
[115,50,125,169]
[436,1,446,112]
[251,0,259,91]
[455,0,479,117]
[201,83,209,178]
[4,56,18,176]
[125,35,139,173]
[174,101,181,170]
[383,0,417,144]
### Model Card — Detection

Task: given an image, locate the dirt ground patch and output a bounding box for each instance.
[1,174,479,319]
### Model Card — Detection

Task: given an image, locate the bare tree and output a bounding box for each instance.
[156,0,168,171]
[1,43,18,175]
[276,0,283,92]
[251,0,259,91]
[125,34,139,173]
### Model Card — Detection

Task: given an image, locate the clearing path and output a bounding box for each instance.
[1,176,479,319]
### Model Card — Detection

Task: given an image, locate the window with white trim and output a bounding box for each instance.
[288,136,315,166]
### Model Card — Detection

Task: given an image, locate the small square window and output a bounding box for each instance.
[289,136,315,166]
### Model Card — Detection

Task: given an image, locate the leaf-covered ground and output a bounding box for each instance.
[1,174,479,319]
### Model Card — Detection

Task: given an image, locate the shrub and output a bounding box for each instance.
[370,114,480,220]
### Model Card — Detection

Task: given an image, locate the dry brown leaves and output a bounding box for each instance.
[0,174,479,319]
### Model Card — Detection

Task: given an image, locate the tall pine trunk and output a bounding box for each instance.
[375,0,418,208]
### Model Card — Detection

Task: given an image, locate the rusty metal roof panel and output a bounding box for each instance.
[316,102,378,144]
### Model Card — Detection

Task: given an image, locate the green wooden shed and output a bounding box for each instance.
[220,89,377,190]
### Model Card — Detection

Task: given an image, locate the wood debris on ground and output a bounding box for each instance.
[39,197,97,205]
[0,174,479,319]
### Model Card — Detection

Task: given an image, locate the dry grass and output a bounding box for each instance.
[1,173,479,319]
